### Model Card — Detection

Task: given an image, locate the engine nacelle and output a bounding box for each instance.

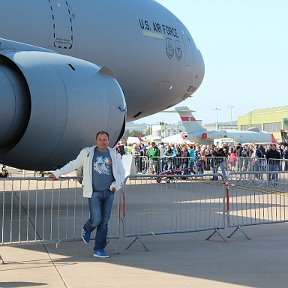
[0,47,126,170]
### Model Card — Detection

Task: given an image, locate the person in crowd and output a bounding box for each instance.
[180,145,189,174]
[255,144,265,158]
[188,144,195,173]
[174,144,182,169]
[252,144,265,178]
[204,145,213,171]
[147,142,160,174]
[278,145,284,171]
[259,144,266,156]
[116,141,125,156]
[241,144,250,171]
[194,145,204,174]
[266,143,281,183]
[283,145,288,171]
[158,142,165,158]
[158,142,165,172]
[139,143,147,173]
[211,147,227,180]
[235,143,243,171]
[200,146,207,172]
[228,148,237,172]
[126,143,133,155]
[163,144,176,171]
[49,131,125,258]
[131,143,141,173]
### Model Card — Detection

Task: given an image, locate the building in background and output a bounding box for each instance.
[151,123,186,143]
[238,106,288,141]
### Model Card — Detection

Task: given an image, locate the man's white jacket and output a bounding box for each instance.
[52,146,125,198]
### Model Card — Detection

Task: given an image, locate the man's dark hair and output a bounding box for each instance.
[96,131,110,139]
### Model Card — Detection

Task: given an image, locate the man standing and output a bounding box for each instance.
[49,131,125,258]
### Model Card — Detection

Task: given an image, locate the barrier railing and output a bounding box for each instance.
[2,170,288,263]
[128,156,288,176]
[122,173,226,249]
[268,158,288,172]
[0,177,121,263]
[228,170,288,190]
[135,156,219,175]
[135,156,193,174]
[226,171,288,238]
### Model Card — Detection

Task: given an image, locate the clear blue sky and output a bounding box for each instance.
[136,0,288,125]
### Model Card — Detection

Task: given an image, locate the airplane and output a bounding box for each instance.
[173,106,277,145]
[0,0,205,170]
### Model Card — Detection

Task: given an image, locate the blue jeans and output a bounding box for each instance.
[212,161,226,180]
[268,163,279,183]
[83,190,115,250]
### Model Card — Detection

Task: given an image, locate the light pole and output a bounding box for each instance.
[228,105,235,126]
[213,108,221,130]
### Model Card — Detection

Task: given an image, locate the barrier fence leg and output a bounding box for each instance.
[106,239,119,255]
[206,228,226,241]
[0,253,4,264]
[126,236,149,251]
[227,226,251,240]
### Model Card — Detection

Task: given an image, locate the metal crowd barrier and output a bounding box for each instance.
[2,170,288,263]
[268,158,288,172]
[0,177,121,263]
[134,155,271,175]
[228,170,288,191]
[135,156,193,174]
[122,173,226,249]
[229,157,267,173]
[134,156,288,176]
[226,171,288,238]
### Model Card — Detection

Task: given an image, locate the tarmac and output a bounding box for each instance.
[1,223,288,288]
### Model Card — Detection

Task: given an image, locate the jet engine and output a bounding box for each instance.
[0,42,126,170]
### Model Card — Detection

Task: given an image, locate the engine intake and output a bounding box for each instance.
[0,49,126,170]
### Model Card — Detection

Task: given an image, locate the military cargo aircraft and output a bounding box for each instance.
[0,0,204,170]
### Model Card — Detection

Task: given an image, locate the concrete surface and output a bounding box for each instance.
[1,223,288,288]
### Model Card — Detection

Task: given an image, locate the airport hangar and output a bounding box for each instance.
[237,105,288,142]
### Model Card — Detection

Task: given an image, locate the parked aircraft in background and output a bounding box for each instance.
[0,0,204,170]
[174,106,277,145]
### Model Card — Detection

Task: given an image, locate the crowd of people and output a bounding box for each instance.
[116,141,288,180]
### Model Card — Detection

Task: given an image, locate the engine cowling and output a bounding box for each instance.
[0,49,126,170]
